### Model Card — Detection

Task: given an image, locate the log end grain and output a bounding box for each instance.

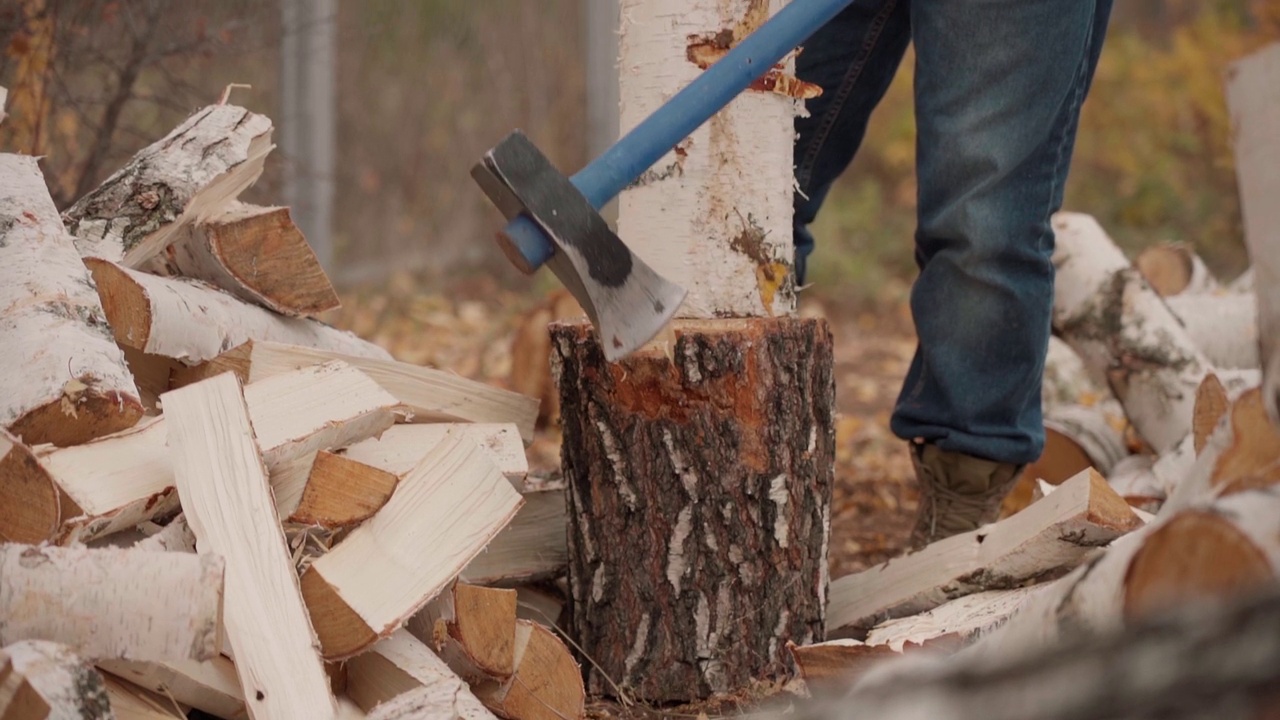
[300,566,378,661]
[1212,388,1280,489]
[1123,510,1275,621]
[0,434,60,543]
[288,452,399,528]
[6,386,143,449]
[1084,468,1146,534]
[84,258,151,352]
[452,584,517,678]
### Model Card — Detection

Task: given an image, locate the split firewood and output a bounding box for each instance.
[96,657,244,720]
[827,468,1142,632]
[0,154,143,447]
[0,431,60,544]
[458,485,567,586]
[346,629,496,720]
[0,640,111,720]
[810,585,1280,720]
[300,430,524,660]
[273,451,399,527]
[19,361,401,546]
[407,582,517,683]
[473,620,585,720]
[1163,292,1260,369]
[133,515,196,554]
[164,372,337,720]
[85,258,390,366]
[1194,372,1231,454]
[120,347,180,416]
[1051,211,1214,455]
[340,424,529,487]
[514,585,566,629]
[0,544,223,663]
[101,675,186,719]
[153,202,339,317]
[1227,42,1280,423]
[1133,241,1219,297]
[63,104,274,268]
[171,340,539,441]
[1163,387,1280,513]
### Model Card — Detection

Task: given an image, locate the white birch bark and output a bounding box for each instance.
[1164,292,1260,370]
[85,258,390,366]
[300,430,524,660]
[1,640,112,719]
[1226,43,1280,423]
[1051,211,1216,455]
[164,371,337,720]
[617,0,801,318]
[0,544,223,662]
[132,515,195,554]
[64,104,274,268]
[827,469,1142,632]
[0,154,142,448]
[174,341,539,442]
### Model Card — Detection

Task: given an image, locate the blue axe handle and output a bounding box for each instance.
[502,0,853,270]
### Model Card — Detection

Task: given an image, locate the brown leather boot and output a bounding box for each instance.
[907,442,1024,550]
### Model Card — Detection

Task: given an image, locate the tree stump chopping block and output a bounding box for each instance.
[551,316,835,702]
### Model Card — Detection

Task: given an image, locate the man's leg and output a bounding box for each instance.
[793,0,911,286]
[894,0,1113,545]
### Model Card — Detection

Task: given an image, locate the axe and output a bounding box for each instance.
[472,0,852,361]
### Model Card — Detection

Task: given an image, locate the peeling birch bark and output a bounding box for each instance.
[408,582,517,683]
[828,469,1142,632]
[0,640,111,719]
[1134,241,1219,297]
[1226,43,1280,423]
[617,0,799,317]
[473,620,585,720]
[171,340,538,442]
[0,544,223,662]
[164,371,337,720]
[1051,211,1216,455]
[86,258,389,366]
[0,154,143,447]
[300,429,524,660]
[37,361,401,545]
[1164,292,1260,370]
[0,430,60,543]
[346,629,496,719]
[96,656,244,720]
[153,202,339,317]
[63,104,274,268]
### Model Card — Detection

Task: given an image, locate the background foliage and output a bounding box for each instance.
[1,0,1275,304]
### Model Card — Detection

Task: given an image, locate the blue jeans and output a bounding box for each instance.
[793,0,1113,465]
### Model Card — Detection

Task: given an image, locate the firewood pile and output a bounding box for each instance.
[0,98,582,720]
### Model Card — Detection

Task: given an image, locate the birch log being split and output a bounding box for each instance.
[0,640,111,720]
[156,202,339,317]
[1051,211,1215,454]
[164,371,337,720]
[300,429,524,660]
[0,544,223,663]
[827,468,1142,632]
[1226,42,1280,422]
[0,154,143,447]
[63,104,274,268]
[171,340,539,441]
[86,258,390,366]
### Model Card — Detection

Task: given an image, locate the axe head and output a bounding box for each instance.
[472,131,686,361]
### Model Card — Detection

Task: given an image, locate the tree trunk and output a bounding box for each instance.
[552,316,834,702]
[0,154,143,448]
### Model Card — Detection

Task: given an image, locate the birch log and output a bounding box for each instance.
[0,640,111,720]
[473,621,585,720]
[407,583,517,683]
[0,431,60,544]
[827,469,1142,632]
[86,258,389,366]
[1133,241,1219,297]
[1163,387,1280,513]
[300,430,524,660]
[1226,42,1280,423]
[1051,211,1215,454]
[617,0,801,317]
[164,372,337,720]
[133,515,195,554]
[0,544,223,662]
[63,104,274,268]
[171,340,539,442]
[30,361,401,545]
[345,629,496,719]
[1164,292,1260,369]
[0,154,143,447]
[154,202,339,317]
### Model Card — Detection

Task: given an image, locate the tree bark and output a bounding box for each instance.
[0,154,143,447]
[1164,292,1260,370]
[0,640,112,720]
[552,316,834,702]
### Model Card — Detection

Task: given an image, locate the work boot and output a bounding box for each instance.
[906,442,1024,550]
